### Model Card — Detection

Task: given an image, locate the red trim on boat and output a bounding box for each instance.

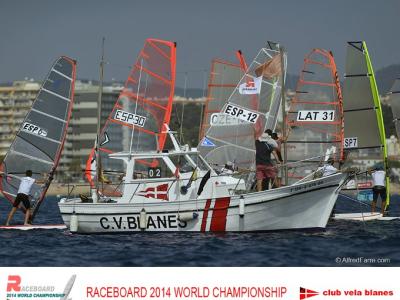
[210,197,231,232]
[201,199,212,232]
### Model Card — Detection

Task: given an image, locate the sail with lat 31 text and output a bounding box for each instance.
[0,56,76,221]
[85,39,177,191]
[285,49,344,184]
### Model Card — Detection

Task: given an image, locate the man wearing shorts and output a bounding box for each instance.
[5,170,37,225]
[255,130,281,191]
[370,167,387,215]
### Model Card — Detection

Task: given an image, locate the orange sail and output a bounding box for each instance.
[86,39,177,187]
[285,49,343,183]
[199,51,247,140]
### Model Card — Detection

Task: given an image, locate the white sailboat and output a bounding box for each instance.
[57,42,347,233]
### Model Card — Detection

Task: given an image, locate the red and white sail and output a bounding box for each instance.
[199,51,247,140]
[285,49,343,183]
[85,39,177,187]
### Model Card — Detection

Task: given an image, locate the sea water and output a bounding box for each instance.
[0,196,399,266]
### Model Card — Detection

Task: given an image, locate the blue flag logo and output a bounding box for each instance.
[201,137,216,147]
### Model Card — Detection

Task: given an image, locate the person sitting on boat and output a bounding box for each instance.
[255,130,281,192]
[316,157,338,177]
[369,167,387,215]
[5,170,46,226]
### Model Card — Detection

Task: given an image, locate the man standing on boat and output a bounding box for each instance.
[369,167,387,215]
[255,130,282,191]
[271,132,283,187]
[4,170,45,226]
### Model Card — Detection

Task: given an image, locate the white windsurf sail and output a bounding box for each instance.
[198,42,287,171]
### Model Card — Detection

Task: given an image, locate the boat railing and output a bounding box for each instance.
[60,155,346,200]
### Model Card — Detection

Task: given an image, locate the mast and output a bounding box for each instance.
[129,58,143,156]
[94,37,105,202]
[279,45,288,185]
[363,41,390,207]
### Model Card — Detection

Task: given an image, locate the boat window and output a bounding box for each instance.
[169,155,195,173]
[187,154,209,171]
[133,158,173,179]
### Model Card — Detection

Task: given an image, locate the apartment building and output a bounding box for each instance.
[0,80,40,157]
[0,80,121,181]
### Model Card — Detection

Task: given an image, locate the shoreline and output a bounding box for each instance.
[47,183,90,197]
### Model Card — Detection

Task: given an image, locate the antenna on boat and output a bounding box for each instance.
[129,58,144,157]
[179,72,188,144]
[198,69,207,139]
[94,37,105,202]
[279,45,288,185]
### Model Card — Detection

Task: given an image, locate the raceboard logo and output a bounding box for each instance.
[22,122,47,137]
[114,109,146,127]
[300,287,319,300]
[239,76,262,94]
[6,274,76,299]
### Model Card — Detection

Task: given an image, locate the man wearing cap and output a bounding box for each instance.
[255,130,282,191]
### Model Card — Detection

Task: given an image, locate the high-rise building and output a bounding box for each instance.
[0,80,121,182]
[0,80,40,157]
[57,81,121,181]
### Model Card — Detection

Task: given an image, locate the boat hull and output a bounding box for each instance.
[58,173,345,233]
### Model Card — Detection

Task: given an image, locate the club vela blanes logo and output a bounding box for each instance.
[299,287,394,299]
[300,287,319,300]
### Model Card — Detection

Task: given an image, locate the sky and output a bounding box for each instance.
[0,0,399,89]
